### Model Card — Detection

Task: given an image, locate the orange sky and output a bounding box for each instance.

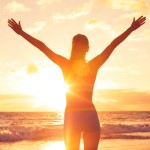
[0,0,150,111]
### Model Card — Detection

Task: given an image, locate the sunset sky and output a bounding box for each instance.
[0,0,150,112]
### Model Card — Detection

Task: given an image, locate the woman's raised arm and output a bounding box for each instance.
[8,18,68,68]
[90,16,146,69]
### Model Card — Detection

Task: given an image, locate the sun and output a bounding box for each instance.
[19,66,68,111]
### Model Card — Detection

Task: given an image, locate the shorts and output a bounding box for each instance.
[64,106,100,149]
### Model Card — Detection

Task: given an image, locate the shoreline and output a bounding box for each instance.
[99,139,150,150]
[0,139,150,150]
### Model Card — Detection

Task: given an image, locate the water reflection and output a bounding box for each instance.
[41,141,65,150]
[41,140,84,150]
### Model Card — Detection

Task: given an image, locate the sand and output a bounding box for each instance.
[99,139,150,150]
[0,139,150,150]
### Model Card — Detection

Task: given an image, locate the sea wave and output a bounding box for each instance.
[102,123,150,134]
[0,123,150,142]
[0,125,63,142]
[101,123,150,139]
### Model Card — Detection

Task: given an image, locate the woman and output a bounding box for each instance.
[8,16,146,150]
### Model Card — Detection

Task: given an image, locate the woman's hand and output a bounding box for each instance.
[130,16,146,31]
[8,18,23,35]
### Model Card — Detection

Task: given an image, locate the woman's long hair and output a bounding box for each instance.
[70,34,89,61]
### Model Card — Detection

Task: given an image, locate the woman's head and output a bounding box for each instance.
[70,34,89,61]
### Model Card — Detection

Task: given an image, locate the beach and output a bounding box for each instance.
[0,139,150,150]
[0,111,150,149]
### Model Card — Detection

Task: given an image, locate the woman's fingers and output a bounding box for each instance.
[10,18,17,25]
[8,18,18,27]
[137,16,144,21]
[139,21,146,26]
[137,16,146,23]
[135,16,146,27]
[8,24,13,28]
[8,19,20,30]
[8,20,14,26]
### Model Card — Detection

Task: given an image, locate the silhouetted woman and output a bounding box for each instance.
[8,16,146,150]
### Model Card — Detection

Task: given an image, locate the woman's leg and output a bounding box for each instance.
[82,111,100,150]
[83,132,100,150]
[64,128,81,150]
[64,111,82,150]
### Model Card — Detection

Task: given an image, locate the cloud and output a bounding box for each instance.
[111,0,136,10]
[94,79,119,90]
[133,0,150,12]
[53,11,87,20]
[37,0,61,5]
[127,28,150,42]
[53,2,93,20]
[128,34,144,42]
[93,89,150,111]
[85,19,102,29]
[0,61,22,80]
[25,21,46,34]
[5,1,31,13]
[101,65,132,72]
[0,94,32,100]
[100,0,150,12]
[27,64,39,74]
[0,94,35,111]
[85,19,117,37]
[120,12,145,19]
[1,61,50,81]
[128,48,138,52]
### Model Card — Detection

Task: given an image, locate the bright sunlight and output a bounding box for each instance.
[40,140,84,150]
[41,141,65,150]
[18,66,68,111]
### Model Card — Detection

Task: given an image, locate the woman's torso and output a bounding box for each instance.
[61,60,98,108]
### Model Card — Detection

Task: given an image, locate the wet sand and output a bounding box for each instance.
[0,139,150,150]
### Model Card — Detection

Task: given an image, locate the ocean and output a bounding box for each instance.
[0,111,150,150]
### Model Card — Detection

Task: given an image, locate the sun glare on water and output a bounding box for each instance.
[41,141,65,150]
[19,67,68,111]
[40,140,84,150]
